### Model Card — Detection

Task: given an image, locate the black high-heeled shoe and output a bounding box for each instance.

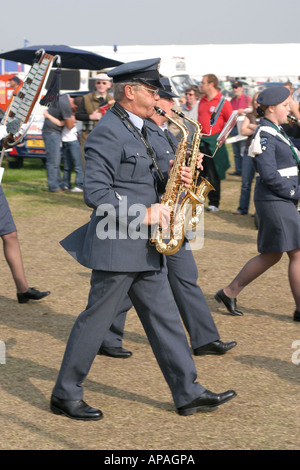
[214,289,243,316]
[293,310,300,322]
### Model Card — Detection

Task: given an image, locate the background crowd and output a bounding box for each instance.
[39,73,300,219]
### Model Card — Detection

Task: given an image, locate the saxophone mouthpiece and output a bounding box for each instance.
[171,108,185,119]
[288,114,299,123]
[155,106,166,116]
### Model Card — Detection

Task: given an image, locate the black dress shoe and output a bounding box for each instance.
[193,340,237,356]
[294,310,300,322]
[50,395,103,421]
[177,389,237,416]
[17,287,51,304]
[98,346,132,358]
[214,289,243,316]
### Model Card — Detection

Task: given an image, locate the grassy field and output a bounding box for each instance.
[0,150,300,451]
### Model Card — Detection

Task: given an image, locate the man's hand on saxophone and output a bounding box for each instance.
[142,204,171,230]
[185,151,204,172]
[142,163,194,230]
[197,152,204,171]
[168,161,194,188]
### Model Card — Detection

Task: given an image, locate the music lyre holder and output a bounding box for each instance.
[1,49,61,148]
[171,96,235,158]
[202,110,238,158]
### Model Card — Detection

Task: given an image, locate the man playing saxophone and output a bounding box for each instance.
[98,77,237,362]
[51,59,236,420]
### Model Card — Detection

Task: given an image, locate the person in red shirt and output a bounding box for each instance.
[229,81,252,175]
[198,74,233,211]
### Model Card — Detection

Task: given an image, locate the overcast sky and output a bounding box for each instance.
[1,0,300,53]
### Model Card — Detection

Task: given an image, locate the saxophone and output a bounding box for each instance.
[172,108,215,230]
[150,106,205,255]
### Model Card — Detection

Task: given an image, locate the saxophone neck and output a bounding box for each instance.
[171,108,202,134]
[154,106,189,141]
[171,108,202,173]
[154,107,188,200]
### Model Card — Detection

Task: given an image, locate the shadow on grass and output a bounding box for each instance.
[236,355,300,386]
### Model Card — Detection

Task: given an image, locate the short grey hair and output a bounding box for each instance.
[113,81,142,101]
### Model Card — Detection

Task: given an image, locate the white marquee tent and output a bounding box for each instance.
[78,43,300,82]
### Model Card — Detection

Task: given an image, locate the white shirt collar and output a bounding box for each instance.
[126,110,144,131]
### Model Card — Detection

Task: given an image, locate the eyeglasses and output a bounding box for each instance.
[96,81,109,85]
[138,85,159,97]
[185,92,195,96]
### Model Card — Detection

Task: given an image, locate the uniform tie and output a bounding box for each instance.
[141,123,148,139]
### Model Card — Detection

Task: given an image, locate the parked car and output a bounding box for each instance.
[4,91,89,168]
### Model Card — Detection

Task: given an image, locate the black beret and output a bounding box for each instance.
[108,58,162,88]
[257,86,290,106]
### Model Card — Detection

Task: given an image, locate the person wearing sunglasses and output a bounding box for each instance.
[75,73,114,167]
[181,84,201,144]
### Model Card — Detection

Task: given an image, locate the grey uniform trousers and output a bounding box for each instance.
[102,240,220,350]
[52,267,205,408]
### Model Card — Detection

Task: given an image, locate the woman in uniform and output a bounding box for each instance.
[215,86,300,322]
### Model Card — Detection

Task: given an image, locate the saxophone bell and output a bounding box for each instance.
[171,108,215,230]
[188,177,215,230]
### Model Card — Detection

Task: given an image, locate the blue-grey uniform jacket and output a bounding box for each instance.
[60,107,165,272]
[251,118,300,201]
[145,118,178,174]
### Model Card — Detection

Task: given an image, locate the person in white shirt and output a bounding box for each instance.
[44,96,83,193]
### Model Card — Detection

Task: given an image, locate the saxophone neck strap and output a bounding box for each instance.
[112,102,164,182]
[163,128,177,154]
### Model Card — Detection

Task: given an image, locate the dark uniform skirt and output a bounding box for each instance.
[255,199,300,253]
[0,186,17,236]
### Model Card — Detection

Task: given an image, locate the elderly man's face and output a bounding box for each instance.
[156,97,175,117]
[129,83,160,119]
[95,79,111,95]
[233,86,243,97]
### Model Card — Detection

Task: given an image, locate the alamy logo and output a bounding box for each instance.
[291,340,300,365]
[0,341,6,364]
[95,197,206,251]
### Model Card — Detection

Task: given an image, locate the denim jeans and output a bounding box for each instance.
[61,140,84,189]
[237,148,255,214]
[42,132,62,192]
[200,143,221,208]
[231,126,245,175]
